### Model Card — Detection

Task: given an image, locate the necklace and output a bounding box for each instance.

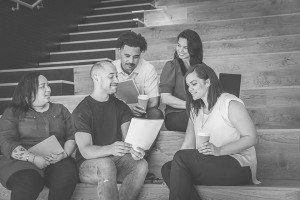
[201,108,211,128]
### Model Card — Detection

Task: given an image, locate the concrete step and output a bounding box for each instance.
[92,0,154,8]
[85,12,144,23]
[77,19,144,32]
[0,68,74,84]
[49,48,115,62]
[92,3,156,15]
[60,38,117,51]
[0,81,74,98]
[68,28,130,41]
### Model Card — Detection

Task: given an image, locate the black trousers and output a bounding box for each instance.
[6,157,78,200]
[165,110,188,132]
[161,149,252,200]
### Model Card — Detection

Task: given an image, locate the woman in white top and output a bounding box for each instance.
[161,63,259,200]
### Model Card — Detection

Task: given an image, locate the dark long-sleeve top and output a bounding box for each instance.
[0,103,74,187]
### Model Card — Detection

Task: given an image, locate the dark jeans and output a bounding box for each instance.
[165,110,188,132]
[161,149,252,200]
[6,157,78,200]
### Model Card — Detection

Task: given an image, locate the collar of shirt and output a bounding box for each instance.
[115,59,143,80]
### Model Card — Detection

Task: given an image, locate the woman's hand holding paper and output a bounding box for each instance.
[45,152,67,164]
[33,155,50,169]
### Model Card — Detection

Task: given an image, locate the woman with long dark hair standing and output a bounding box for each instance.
[0,72,78,200]
[159,29,203,132]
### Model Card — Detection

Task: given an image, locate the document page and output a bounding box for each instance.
[115,79,140,104]
[125,118,164,150]
[28,135,64,157]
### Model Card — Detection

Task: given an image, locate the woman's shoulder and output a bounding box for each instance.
[1,106,15,119]
[162,59,180,73]
[217,93,244,115]
[49,103,71,115]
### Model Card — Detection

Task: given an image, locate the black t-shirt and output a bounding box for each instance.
[72,95,132,166]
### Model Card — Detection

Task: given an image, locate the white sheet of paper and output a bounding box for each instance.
[125,118,164,150]
[28,135,64,157]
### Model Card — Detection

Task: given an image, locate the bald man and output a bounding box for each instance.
[72,61,148,200]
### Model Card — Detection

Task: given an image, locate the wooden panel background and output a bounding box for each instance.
[135,13,300,41]
[138,34,300,61]
[145,0,300,26]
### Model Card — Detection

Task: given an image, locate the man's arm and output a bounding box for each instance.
[121,121,130,140]
[75,132,131,159]
[148,96,160,108]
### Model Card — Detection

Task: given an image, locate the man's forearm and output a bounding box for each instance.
[80,144,112,160]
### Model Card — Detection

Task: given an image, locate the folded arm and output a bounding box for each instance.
[161,93,186,109]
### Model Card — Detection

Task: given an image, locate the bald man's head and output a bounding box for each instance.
[90,60,115,78]
[90,61,118,94]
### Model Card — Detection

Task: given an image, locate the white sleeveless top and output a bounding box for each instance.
[192,93,260,184]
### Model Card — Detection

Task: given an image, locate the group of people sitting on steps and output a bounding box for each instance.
[0,30,259,200]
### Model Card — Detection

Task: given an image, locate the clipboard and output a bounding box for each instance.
[115,79,140,104]
[28,135,64,157]
[125,118,164,150]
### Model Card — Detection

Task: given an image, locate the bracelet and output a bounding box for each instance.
[32,155,36,164]
[26,154,30,162]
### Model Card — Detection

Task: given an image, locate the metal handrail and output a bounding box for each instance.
[11,0,43,11]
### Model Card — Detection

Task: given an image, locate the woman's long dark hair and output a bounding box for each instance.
[185,63,222,118]
[174,29,203,75]
[11,71,41,116]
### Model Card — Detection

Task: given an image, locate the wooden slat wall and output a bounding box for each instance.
[145,0,300,26]
[135,14,300,41]
[138,34,300,61]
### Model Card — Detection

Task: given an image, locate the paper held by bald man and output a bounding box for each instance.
[115,79,140,104]
[125,118,164,150]
[28,135,64,157]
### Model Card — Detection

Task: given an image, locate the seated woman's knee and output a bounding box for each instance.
[173,149,191,164]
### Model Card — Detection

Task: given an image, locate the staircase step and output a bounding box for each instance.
[0,68,74,84]
[39,59,108,67]
[49,48,116,62]
[85,12,144,23]
[0,81,74,98]
[68,28,130,41]
[77,19,144,32]
[60,38,117,51]
[93,0,154,8]
[93,3,156,15]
